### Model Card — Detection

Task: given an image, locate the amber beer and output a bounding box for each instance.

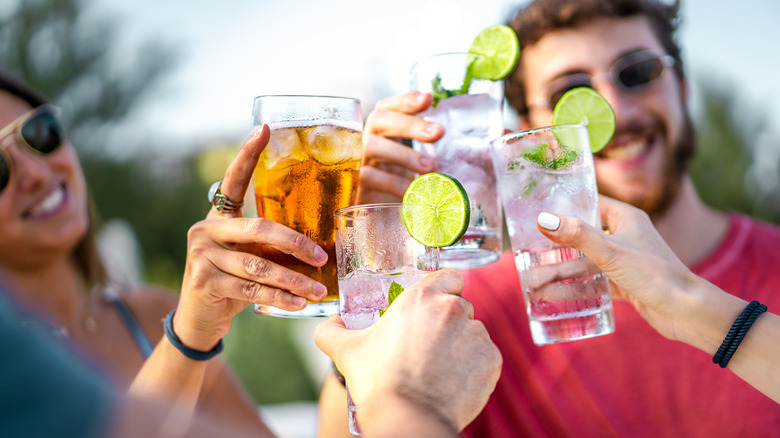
[251,95,362,318]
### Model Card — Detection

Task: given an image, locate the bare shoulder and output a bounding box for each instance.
[109,284,179,340]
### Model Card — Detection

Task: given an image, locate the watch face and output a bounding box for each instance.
[208,181,222,202]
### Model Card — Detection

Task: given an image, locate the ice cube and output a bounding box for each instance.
[342,310,380,330]
[340,271,389,316]
[306,125,350,165]
[437,94,493,138]
[262,127,308,169]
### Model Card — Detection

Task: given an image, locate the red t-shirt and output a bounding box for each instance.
[462,213,780,437]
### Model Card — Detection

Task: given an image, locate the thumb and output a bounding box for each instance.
[536,212,609,263]
[314,314,351,358]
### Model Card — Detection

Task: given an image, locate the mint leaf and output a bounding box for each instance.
[519,143,577,170]
[459,56,477,94]
[430,57,477,108]
[431,74,450,108]
[379,281,404,317]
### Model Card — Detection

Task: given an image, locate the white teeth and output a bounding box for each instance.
[603,140,646,160]
[31,186,64,216]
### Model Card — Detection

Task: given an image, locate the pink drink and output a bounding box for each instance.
[491,124,615,345]
[339,270,432,330]
[338,269,432,434]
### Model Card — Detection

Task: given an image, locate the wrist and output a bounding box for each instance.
[171,305,226,352]
[165,310,224,361]
[673,274,746,354]
[360,391,459,438]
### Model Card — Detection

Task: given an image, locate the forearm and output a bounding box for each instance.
[317,374,353,438]
[672,275,780,403]
[672,275,746,355]
[723,310,780,403]
[128,336,208,414]
[359,393,460,438]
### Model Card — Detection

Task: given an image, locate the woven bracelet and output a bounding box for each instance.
[712,301,767,368]
[163,309,224,361]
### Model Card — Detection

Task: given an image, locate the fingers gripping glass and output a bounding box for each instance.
[531,51,675,111]
[0,105,65,192]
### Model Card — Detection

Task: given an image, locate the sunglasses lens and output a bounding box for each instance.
[548,78,593,110]
[618,58,664,89]
[20,110,63,154]
[0,154,9,192]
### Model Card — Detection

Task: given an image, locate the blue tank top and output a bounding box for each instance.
[107,296,154,358]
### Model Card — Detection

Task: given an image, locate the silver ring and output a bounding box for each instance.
[208,181,244,213]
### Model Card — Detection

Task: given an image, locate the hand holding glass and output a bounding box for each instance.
[334,203,439,434]
[251,95,362,318]
[410,53,504,268]
[491,124,614,344]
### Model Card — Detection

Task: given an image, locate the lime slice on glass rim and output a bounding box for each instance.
[468,24,520,81]
[551,87,616,153]
[430,24,519,107]
[401,173,470,248]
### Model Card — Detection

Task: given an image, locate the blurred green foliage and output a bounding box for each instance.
[224,309,318,405]
[690,76,780,225]
[79,155,211,289]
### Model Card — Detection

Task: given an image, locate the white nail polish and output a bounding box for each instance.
[538,212,561,231]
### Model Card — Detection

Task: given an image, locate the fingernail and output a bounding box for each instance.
[538,212,561,231]
[314,246,328,264]
[419,156,434,170]
[415,92,427,104]
[293,296,306,307]
[425,123,441,135]
[314,283,327,299]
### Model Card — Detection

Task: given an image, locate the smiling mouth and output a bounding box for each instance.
[598,136,652,161]
[24,183,66,219]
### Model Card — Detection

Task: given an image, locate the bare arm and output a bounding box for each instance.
[125,286,268,430]
[130,124,326,430]
[318,373,352,438]
[537,195,780,403]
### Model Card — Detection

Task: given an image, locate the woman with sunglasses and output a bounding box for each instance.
[0,71,319,433]
[0,71,502,438]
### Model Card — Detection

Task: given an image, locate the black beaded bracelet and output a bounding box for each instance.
[712,301,767,368]
[163,309,224,361]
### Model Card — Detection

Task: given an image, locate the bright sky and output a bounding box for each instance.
[99,0,780,156]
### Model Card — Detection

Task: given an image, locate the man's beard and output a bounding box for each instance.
[599,113,696,219]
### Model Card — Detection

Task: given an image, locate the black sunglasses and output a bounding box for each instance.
[530,51,676,111]
[0,105,65,193]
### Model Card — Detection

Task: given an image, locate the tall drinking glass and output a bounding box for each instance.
[490,124,614,345]
[334,203,439,435]
[252,95,362,318]
[410,52,503,269]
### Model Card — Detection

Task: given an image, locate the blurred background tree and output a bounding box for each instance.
[690,75,780,225]
[0,0,317,405]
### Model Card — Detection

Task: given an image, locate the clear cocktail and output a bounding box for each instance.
[410,53,503,268]
[491,123,614,345]
[252,95,362,318]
